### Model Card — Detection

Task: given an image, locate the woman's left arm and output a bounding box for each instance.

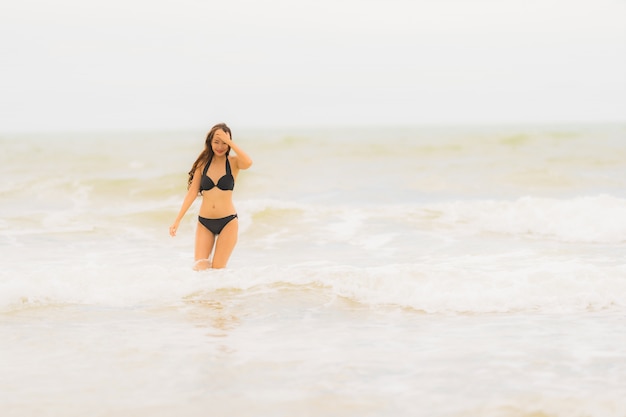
[227,140,253,170]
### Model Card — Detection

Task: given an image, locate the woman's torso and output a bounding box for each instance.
[198,156,237,218]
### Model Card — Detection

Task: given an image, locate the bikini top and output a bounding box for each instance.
[200,156,235,192]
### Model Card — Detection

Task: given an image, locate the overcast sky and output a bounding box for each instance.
[1,0,625,132]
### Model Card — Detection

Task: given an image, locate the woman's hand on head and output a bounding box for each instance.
[215,129,233,147]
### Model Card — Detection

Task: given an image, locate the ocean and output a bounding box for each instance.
[1,124,625,416]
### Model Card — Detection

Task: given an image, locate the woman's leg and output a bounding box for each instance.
[211,218,238,269]
[194,221,216,270]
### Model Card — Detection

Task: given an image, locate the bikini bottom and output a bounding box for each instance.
[198,214,238,235]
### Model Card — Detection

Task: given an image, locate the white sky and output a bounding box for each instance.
[1,0,625,132]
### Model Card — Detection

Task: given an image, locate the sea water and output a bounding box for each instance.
[1,124,626,416]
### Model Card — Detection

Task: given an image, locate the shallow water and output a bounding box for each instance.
[1,124,626,416]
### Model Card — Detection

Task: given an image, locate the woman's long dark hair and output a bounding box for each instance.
[188,123,232,189]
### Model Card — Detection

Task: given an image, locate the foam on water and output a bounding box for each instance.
[2,253,624,314]
[2,191,626,314]
[237,195,626,245]
[426,194,626,243]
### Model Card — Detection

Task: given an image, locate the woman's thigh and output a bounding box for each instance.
[212,219,238,269]
[195,221,215,265]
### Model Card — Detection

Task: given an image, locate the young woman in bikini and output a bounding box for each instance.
[169,123,253,270]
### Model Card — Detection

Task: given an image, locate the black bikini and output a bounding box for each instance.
[198,157,237,235]
[200,156,235,192]
[198,214,238,235]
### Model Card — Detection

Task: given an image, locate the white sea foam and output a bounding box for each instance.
[238,194,626,245]
[427,194,626,243]
[2,254,624,314]
[3,194,625,313]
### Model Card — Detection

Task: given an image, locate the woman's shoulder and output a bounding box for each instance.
[229,154,252,170]
[228,154,239,167]
[194,162,207,176]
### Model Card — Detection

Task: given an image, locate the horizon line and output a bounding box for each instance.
[1,119,625,136]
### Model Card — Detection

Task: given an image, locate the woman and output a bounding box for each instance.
[169,123,253,270]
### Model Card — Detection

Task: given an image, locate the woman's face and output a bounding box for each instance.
[211,129,230,156]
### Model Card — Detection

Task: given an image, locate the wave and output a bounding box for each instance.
[425,194,626,244]
[2,256,625,315]
[2,194,624,315]
[237,194,626,244]
[3,194,624,247]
